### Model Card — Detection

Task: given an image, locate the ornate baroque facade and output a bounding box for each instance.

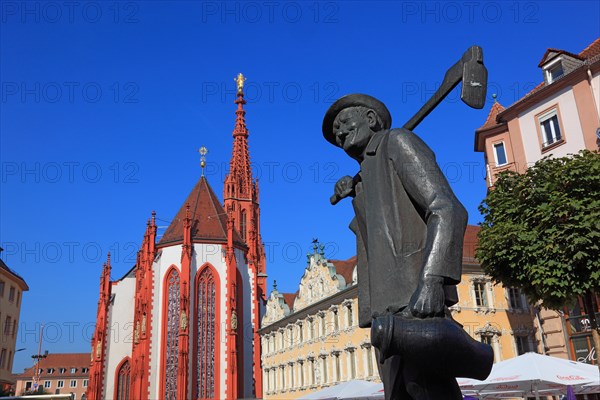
[87,75,268,400]
[260,228,541,399]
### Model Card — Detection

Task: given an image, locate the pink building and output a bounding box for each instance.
[474,37,600,363]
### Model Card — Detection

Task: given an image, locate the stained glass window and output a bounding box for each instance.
[164,269,180,400]
[116,359,130,400]
[195,267,216,399]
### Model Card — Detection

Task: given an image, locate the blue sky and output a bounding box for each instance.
[1,1,598,373]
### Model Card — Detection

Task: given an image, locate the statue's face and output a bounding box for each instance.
[333,107,374,159]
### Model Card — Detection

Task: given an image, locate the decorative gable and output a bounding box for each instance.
[261,286,292,327]
[293,244,350,312]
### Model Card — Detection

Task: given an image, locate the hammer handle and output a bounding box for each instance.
[403,59,463,131]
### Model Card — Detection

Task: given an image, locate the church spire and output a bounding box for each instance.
[224,73,254,202]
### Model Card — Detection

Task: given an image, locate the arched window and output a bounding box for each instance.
[240,209,247,241]
[115,359,130,400]
[195,266,217,399]
[164,268,180,400]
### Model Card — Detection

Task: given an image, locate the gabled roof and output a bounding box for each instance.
[537,48,583,67]
[16,353,90,378]
[497,37,600,121]
[477,101,505,131]
[158,176,244,247]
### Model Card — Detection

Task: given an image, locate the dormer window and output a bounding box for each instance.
[547,63,564,82]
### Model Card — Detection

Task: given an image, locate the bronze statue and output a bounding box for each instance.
[323,46,493,400]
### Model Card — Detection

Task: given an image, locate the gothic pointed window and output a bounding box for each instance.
[115,359,130,400]
[240,209,247,241]
[195,266,217,399]
[164,269,180,400]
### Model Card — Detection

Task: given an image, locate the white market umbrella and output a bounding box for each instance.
[577,378,600,395]
[458,352,598,399]
[350,382,384,399]
[299,380,382,400]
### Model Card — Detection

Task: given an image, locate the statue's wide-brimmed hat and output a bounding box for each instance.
[322,94,392,146]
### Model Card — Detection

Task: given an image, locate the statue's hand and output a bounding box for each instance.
[334,175,355,201]
[409,275,445,318]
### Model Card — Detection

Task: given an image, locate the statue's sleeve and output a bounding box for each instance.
[387,129,467,284]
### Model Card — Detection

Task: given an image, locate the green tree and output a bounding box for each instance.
[476,150,600,365]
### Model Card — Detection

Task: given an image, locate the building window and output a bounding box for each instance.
[508,287,524,310]
[44,381,51,388]
[481,335,493,346]
[0,349,6,369]
[309,358,315,385]
[493,142,508,166]
[288,326,294,346]
[347,304,354,327]
[163,268,180,400]
[4,316,11,335]
[309,318,315,339]
[348,350,356,379]
[332,309,339,332]
[83,379,88,388]
[319,313,325,336]
[298,323,303,343]
[16,291,20,306]
[47,368,55,374]
[115,359,130,400]
[321,356,328,383]
[195,266,217,399]
[59,368,66,374]
[474,282,488,307]
[70,380,77,388]
[515,336,532,355]
[299,360,305,387]
[70,367,77,373]
[0,281,4,297]
[57,381,64,388]
[8,287,15,302]
[240,210,247,241]
[363,346,373,377]
[539,109,562,148]
[82,367,88,373]
[334,353,341,381]
[545,61,564,83]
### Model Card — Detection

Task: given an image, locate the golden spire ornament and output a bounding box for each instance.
[235,73,246,94]
[199,146,208,176]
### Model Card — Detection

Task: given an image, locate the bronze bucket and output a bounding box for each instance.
[371,314,494,380]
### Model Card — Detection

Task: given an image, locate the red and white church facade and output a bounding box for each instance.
[87,75,267,400]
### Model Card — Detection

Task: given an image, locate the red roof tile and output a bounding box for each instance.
[330,256,357,285]
[478,101,505,130]
[281,292,298,309]
[158,176,244,247]
[518,38,600,103]
[579,37,600,59]
[16,353,90,379]
[463,225,480,263]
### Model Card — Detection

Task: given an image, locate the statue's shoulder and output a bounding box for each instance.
[386,128,435,158]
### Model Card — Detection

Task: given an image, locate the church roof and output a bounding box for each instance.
[158,176,244,247]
